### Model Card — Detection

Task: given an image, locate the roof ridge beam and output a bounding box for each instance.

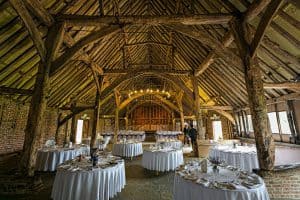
[56,14,234,26]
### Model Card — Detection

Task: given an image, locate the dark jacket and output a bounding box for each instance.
[189,128,197,140]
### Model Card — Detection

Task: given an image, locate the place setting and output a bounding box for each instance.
[174,158,270,200]
[51,149,126,200]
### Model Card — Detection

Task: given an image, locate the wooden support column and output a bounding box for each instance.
[172,112,176,131]
[286,100,299,143]
[55,112,62,143]
[17,10,65,175]
[230,18,275,170]
[191,76,205,139]
[64,120,70,144]
[70,114,77,143]
[176,91,185,131]
[90,76,103,149]
[114,90,121,143]
[125,109,129,131]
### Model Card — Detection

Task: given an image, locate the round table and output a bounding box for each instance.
[112,142,143,158]
[174,161,270,200]
[157,141,183,149]
[209,146,258,172]
[35,146,89,171]
[51,156,125,200]
[142,149,184,172]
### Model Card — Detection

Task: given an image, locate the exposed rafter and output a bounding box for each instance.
[57,14,234,26]
[0,86,33,95]
[9,0,46,62]
[193,0,274,77]
[250,0,284,57]
[50,26,120,75]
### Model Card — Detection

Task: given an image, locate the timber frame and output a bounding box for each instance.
[2,0,299,175]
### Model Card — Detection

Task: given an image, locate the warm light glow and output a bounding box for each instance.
[140,89,143,93]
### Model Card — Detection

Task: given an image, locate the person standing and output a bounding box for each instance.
[183,124,190,145]
[189,124,197,148]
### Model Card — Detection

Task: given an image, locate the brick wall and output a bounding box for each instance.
[257,166,300,199]
[0,97,64,155]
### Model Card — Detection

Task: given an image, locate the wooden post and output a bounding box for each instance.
[19,20,64,176]
[172,112,176,131]
[114,108,120,143]
[70,114,77,143]
[64,119,70,144]
[176,91,185,131]
[114,90,120,143]
[286,100,299,143]
[230,18,275,170]
[191,76,205,139]
[90,76,103,149]
[55,112,62,143]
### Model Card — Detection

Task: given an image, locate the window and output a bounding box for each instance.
[212,121,223,141]
[247,115,253,132]
[267,112,279,133]
[76,119,84,144]
[278,111,292,134]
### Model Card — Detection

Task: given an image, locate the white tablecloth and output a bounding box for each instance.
[209,146,259,171]
[174,172,269,200]
[112,143,143,157]
[51,161,126,200]
[142,149,184,172]
[35,147,89,171]
[157,141,182,149]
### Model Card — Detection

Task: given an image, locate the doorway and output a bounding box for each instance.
[212,120,223,141]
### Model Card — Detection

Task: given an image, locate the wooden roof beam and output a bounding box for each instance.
[0,86,33,95]
[263,82,300,91]
[56,14,234,26]
[20,0,106,78]
[124,42,173,47]
[194,0,273,77]
[199,105,233,110]
[250,0,284,57]
[50,26,120,76]
[9,0,46,62]
[103,68,192,75]
[168,25,243,71]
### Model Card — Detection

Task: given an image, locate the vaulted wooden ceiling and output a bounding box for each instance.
[0,0,299,115]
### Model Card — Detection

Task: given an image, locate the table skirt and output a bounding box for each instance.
[142,150,183,172]
[112,143,143,157]
[51,162,126,200]
[174,174,270,200]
